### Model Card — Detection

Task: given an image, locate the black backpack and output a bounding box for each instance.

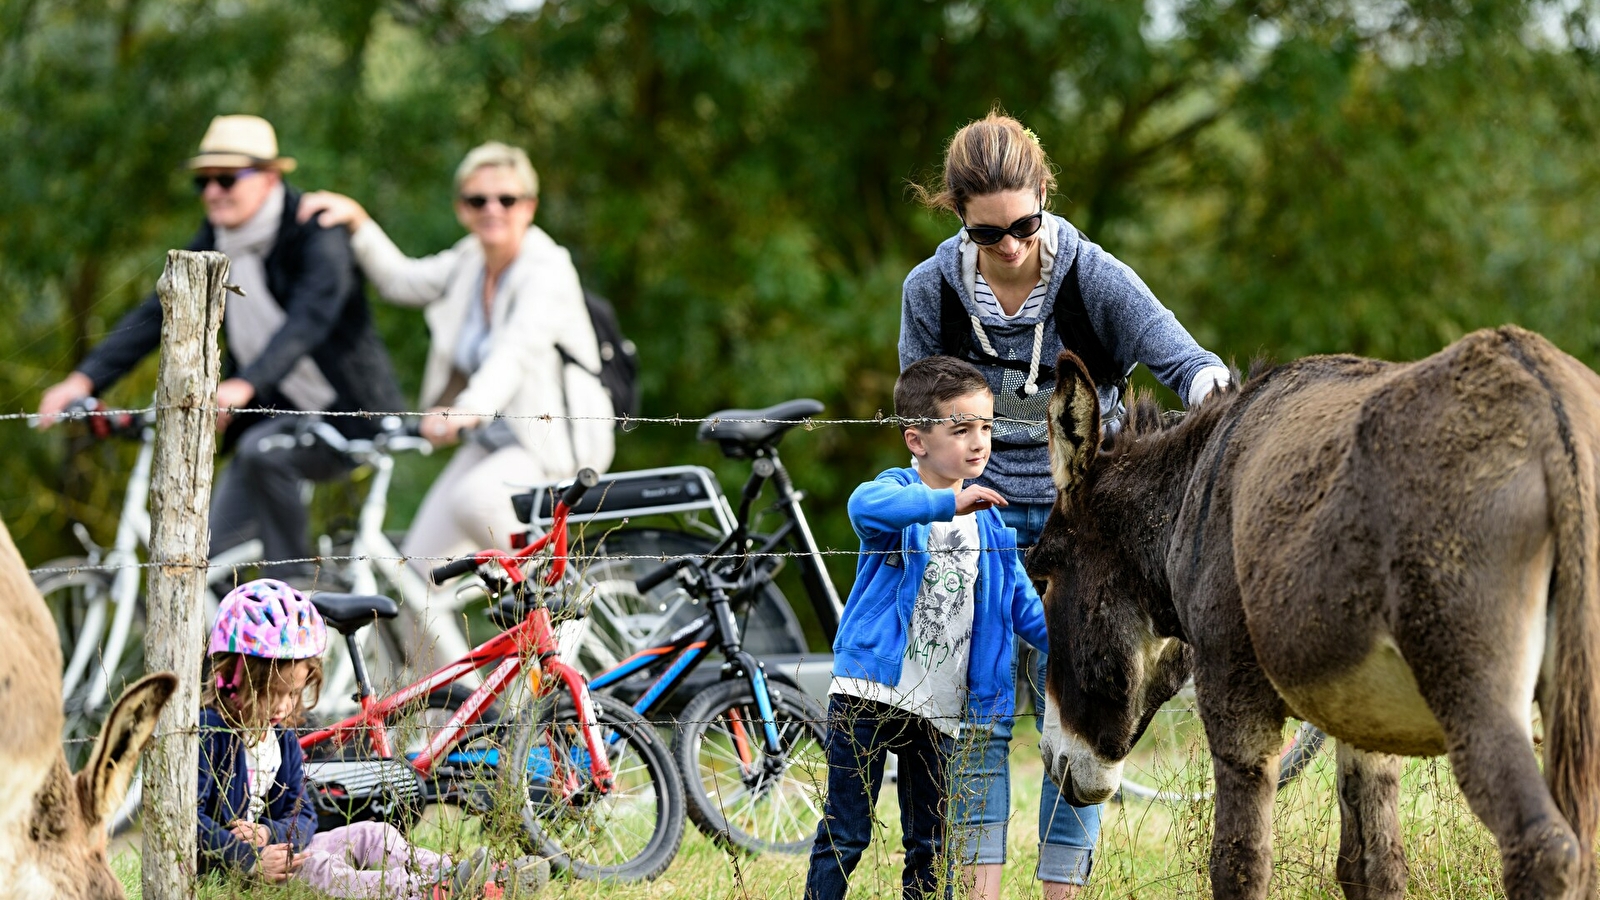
[937,231,1129,399]
[558,290,640,425]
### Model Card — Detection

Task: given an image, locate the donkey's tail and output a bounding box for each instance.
[1539,357,1600,894]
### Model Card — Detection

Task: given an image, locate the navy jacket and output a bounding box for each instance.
[76,184,406,443]
[832,467,1050,732]
[197,707,318,873]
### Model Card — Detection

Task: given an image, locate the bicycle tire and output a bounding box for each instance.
[509,690,685,882]
[34,559,140,771]
[672,679,828,855]
[1113,681,1326,803]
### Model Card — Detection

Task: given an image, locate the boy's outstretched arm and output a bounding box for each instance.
[848,475,957,538]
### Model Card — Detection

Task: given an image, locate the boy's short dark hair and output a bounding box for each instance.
[895,356,992,427]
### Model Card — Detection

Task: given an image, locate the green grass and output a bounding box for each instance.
[114,739,1510,899]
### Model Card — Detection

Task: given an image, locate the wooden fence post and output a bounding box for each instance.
[143,250,229,900]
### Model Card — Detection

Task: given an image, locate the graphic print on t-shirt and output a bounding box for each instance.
[906,521,976,671]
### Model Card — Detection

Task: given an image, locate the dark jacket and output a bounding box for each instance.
[77,184,406,440]
[196,706,318,874]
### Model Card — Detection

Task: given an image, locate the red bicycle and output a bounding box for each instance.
[298,469,687,883]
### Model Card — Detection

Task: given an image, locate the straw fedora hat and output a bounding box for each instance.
[187,115,298,172]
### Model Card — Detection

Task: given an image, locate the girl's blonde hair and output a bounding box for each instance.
[914,108,1057,215]
[454,141,540,199]
[203,653,324,731]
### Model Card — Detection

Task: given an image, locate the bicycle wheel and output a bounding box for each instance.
[35,559,143,770]
[1114,679,1326,803]
[509,690,684,882]
[673,678,827,854]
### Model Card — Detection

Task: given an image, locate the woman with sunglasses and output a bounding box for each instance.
[898,111,1230,899]
[297,141,613,583]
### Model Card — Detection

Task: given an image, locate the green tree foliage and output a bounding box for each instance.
[4,0,1600,619]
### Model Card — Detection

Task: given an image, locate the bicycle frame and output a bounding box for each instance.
[301,492,613,788]
[589,601,784,755]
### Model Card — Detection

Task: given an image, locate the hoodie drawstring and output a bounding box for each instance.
[969,315,1048,397]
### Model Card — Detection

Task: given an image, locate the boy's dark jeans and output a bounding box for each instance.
[805,694,955,900]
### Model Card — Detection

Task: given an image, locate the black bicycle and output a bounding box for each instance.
[504,401,841,854]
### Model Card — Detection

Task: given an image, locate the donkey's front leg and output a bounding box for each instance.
[1202,689,1285,900]
[1335,742,1406,900]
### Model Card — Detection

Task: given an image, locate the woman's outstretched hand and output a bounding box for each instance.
[297,191,370,232]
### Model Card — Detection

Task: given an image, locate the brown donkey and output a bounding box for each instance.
[0,514,174,899]
[1031,325,1600,900]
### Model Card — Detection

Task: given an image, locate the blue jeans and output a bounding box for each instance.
[806,695,955,900]
[979,501,1104,885]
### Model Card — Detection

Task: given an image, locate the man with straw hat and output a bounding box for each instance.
[38,114,405,585]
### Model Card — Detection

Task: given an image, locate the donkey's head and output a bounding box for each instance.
[1027,351,1196,804]
[7,672,175,900]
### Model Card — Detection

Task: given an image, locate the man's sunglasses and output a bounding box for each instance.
[192,169,258,193]
[460,194,526,210]
[961,209,1046,246]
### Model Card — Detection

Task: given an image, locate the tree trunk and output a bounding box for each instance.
[142,250,228,900]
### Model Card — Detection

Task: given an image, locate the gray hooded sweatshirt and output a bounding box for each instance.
[899,214,1227,504]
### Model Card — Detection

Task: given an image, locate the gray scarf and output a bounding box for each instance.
[215,184,336,411]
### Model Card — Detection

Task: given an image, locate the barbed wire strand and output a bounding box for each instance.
[2,403,1047,429]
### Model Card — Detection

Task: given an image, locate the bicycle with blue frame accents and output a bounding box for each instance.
[574,453,830,856]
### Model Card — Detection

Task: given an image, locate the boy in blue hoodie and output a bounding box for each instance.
[804,355,1050,900]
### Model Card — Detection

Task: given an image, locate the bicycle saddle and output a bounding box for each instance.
[697,398,825,459]
[311,593,401,635]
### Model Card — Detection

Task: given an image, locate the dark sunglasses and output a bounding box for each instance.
[961,208,1046,246]
[192,168,258,193]
[460,194,525,210]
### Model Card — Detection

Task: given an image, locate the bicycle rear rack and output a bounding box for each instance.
[513,465,734,533]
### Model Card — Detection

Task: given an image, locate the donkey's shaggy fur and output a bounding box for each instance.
[0,515,174,899]
[1031,326,1600,900]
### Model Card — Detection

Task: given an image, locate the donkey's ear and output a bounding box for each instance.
[1048,351,1101,493]
[77,672,176,824]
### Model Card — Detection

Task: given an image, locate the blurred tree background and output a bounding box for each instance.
[4,0,1599,629]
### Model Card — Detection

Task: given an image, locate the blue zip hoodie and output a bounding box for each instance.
[196,706,318,874]
[832,467,1050,731]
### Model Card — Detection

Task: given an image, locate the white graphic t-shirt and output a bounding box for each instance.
[832,513,980,737]
[243,731,282,823]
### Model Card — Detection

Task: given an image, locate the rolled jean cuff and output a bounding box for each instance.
[1036,843,1094,886]
[949,821,1007,866]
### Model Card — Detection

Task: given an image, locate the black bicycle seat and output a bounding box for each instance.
[697,398,825,458]
[312,593,400,635]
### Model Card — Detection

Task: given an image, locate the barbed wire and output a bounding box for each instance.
[61,707,1072,747]
[3,402,1047,430]
[28,543,1043,577]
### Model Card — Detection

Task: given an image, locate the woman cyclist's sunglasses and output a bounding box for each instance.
[192,169,258,193]
[460,194,526,210]
[961,209,1046,246]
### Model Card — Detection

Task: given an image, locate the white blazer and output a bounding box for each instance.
[350,220,615,476]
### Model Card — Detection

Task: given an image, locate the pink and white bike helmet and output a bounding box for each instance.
[209,578,328,660]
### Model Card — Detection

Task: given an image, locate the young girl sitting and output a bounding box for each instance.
[198,578,544,898]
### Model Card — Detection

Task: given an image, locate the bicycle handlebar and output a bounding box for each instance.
[561,468,600,509]
[430,469,598,586]
[634,557,690,594]
[57,398,148,439]
[430,555,481,584]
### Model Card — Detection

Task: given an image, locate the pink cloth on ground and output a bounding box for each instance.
[295,821,453,900]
